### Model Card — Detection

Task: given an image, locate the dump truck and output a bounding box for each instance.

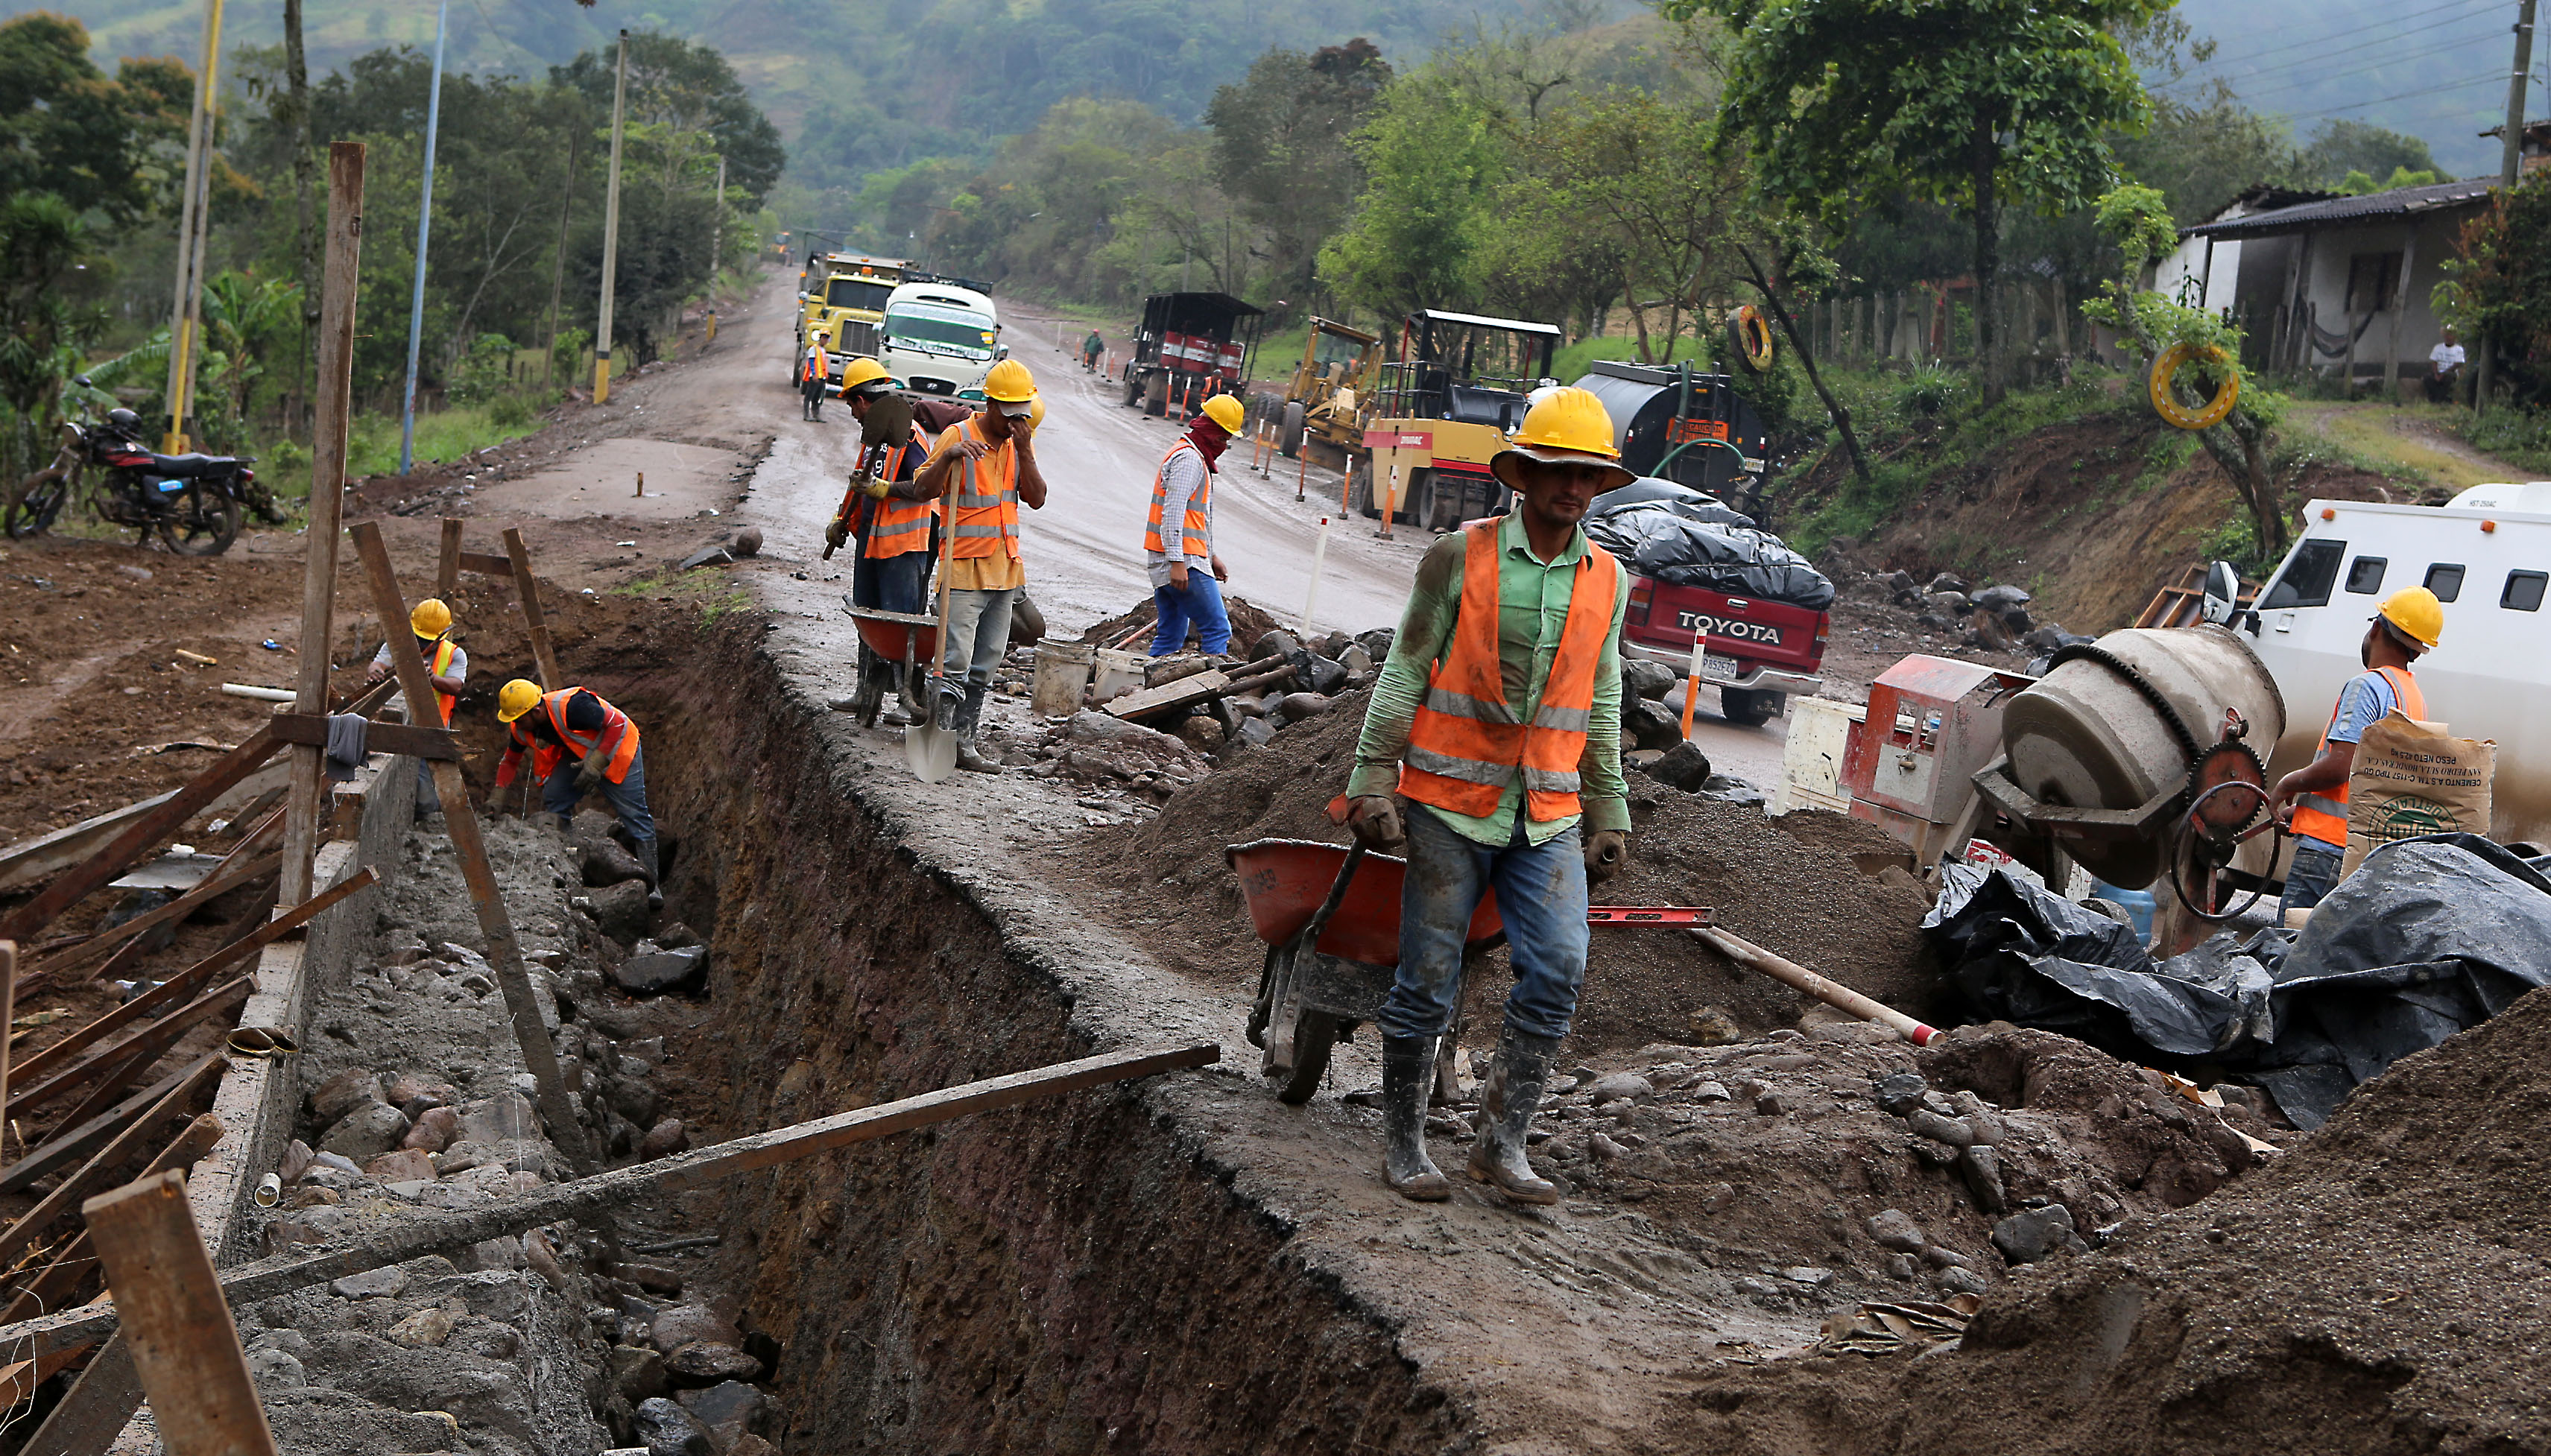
[796,254,909,382]
[1274,317,1383,466]
[1117,292,1264,417]
[1353,309,1562,530]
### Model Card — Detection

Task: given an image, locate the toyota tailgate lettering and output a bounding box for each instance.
[1674,610,1783,645]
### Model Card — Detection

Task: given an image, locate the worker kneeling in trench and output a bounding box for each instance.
[494,678,664,908]
[1344,387,1634,1204]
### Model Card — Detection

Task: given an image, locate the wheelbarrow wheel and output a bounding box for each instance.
[1273,1009,1338,1105]
[851,642,885,727]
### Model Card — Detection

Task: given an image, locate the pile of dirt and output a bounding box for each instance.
[1659,983,2551,1455]
[1076,592,1285,656]
[1092,688,1944,1056]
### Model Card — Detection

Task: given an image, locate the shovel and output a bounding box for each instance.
[904,482,961,783]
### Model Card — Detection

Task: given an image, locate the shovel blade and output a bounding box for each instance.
[905,718,958,783]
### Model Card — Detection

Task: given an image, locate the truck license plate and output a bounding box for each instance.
[1700,652,1739,684]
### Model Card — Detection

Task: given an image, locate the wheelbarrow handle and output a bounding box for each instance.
[1299,842,1368,949]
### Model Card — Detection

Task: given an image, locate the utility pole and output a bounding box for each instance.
[161,0,227,453]
[594,30,629,405]
[709,153,727,277]
[396,0,452,475]
[2476,0,2538,414]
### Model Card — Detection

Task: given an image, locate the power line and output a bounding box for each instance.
[2225,24,2519,101]
[2174,0,2505,77]
[2280,71,2509,122]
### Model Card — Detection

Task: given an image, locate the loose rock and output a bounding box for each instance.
[1991,1203,2079,1264]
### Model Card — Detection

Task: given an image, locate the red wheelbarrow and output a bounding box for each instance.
[838,596,939,728]
[1226,838,1710,1104]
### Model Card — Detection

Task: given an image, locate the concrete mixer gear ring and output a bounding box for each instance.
[2185,740,2269,840]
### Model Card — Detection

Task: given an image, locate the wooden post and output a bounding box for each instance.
[435,517,462,599]
[85,1168,282,1456]
[0,943,12,1162]
[347,522,593,1172]
[283,142,365,908]
[501,527,564,690]
[2389,229,2418,404]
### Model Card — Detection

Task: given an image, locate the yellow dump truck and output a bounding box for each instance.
[794,255,910,383]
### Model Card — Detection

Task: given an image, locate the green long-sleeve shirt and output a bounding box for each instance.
[1349,512,1630,846]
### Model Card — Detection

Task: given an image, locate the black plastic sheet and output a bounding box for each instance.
[1583,497,1835,610]
[1924,835,2551,1128]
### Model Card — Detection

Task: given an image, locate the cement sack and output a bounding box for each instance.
[2339,711,2494,878]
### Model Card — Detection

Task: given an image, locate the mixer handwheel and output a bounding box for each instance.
[2184,740,2268,841]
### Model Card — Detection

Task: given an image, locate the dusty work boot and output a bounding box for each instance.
[636,838,664,911]
[934,690,961,732]
[1380,1036,1452,1202]
[955,684,1001,774]
[1469,1025,1563,1205]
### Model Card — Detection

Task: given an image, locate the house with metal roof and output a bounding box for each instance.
[2161,176,2500,393]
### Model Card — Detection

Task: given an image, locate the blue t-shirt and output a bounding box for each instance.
[2324,669,2406,746]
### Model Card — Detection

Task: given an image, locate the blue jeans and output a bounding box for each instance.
[542,744,657,849]
[2280,838,2345,915]
[850,548,929,615]
[1382,803,1590,1042]
[1150,569,1231,656]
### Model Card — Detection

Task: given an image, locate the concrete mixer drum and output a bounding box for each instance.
[1972,625,2286,890]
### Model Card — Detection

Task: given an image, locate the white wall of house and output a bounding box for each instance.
[2154,234,2243,314]
[2286,214,2470,384]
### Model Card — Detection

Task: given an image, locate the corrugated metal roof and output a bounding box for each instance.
[2185,177,2498,239]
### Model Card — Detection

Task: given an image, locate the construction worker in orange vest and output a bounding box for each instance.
[829,358,938,722]
[365,598,465,821]
[1145,391,1241,656]
[801,329,832,421]
[1344,387,1636,1205]
[2266,586,2444,914]
[911,357,1049,773]
[493,680,663,908]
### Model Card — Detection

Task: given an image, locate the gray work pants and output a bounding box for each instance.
[938,586,1015,701]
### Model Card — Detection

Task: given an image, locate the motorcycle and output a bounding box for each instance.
[3,393,271,555]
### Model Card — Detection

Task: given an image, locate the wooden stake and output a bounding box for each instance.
[84,1167,282,1456]
[284,142,366,908]
[434,516,463,599]
[0,1072,228,1278]
[4,978,247,1127]
[0,1042,1218,1358]
[347,521,592,1172]
[0,943,12,1162]
[0,1054,225,1195]
[501,526,564,690]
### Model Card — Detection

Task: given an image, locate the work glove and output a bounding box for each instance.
[1346,795,1405,852]
[1584,829,1629,884]
[860,477,893,500]
[824,517,849,552]
[573,755,604,796]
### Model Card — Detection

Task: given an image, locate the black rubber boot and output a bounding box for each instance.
[636,838,664,911]
[955,684,1000,773]
[1381,1036,1452,1202]
[1469,1025,1562,1204]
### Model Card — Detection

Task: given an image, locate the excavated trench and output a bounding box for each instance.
[557,616,1456,1452]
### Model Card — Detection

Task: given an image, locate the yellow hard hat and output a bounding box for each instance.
[983,358,1036,403]
[409,598,452,639]
[1491,386,1632,492]
[1198,393,1245,435]
[2378,586,2444,650]
[496,679,543,722]
[1028,393,1046,429]
[841,357,891,393]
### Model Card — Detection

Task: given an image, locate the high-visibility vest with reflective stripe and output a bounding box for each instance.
[861,433,936,560]
[1397,522,1620,823]
[2292,665,2424,847]
[1143,439,1211,557]
[803,346,826,384]
[425,639,458,727]
[942,417,1019,560]
[508,688,641,785]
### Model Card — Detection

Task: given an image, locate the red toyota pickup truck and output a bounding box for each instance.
[1617,569,1830,727]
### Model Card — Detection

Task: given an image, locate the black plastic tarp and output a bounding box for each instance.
[1924,834,2551,1129]
[1583,493,1834,610]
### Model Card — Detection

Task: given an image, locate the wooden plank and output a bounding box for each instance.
[501,528,564,690]
[0,1075,227,1281]
[83,1167,282,1456]
[0,943,15,1165]
[0,729,285,948]
[0,1055,225,1195]
[350,521,591,1172]
[0,793,183,895]
[0,1042,1220,1359]
[13,870,373,1093]
[456,550,514,577]
[1104,670,1230,721]
[21,1331,140,1456]
[435,518,464,598]
[4,978,247,1126]
[28,830,285,986]
[0,1112,226,1337]
[266,714,458,761]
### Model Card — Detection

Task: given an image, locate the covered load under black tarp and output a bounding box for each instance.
[1924,834,2551,1128]
[1584,481,1835,609]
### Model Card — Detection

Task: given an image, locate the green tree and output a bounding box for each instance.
[1319,73,1508,320]
[1687,0,2167,399]
[1205,40,1393,316]
[554,33,784,206]
[2112,88,2296,226]
[2292,119,2437,193]
[2440,171,2551,408]
[0,192,105,487]
[0,14,192,224]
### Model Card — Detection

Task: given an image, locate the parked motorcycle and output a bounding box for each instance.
[3,394,272,555]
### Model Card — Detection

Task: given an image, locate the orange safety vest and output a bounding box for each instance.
[423,639,458,727]
[1397,522,1621,823]
[862,432,937,560]
[508,688,642,786]
[1143,439,1212,557]
[803,346,826,385]
[942,417,1019,560]
[2292,665,2424,847]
